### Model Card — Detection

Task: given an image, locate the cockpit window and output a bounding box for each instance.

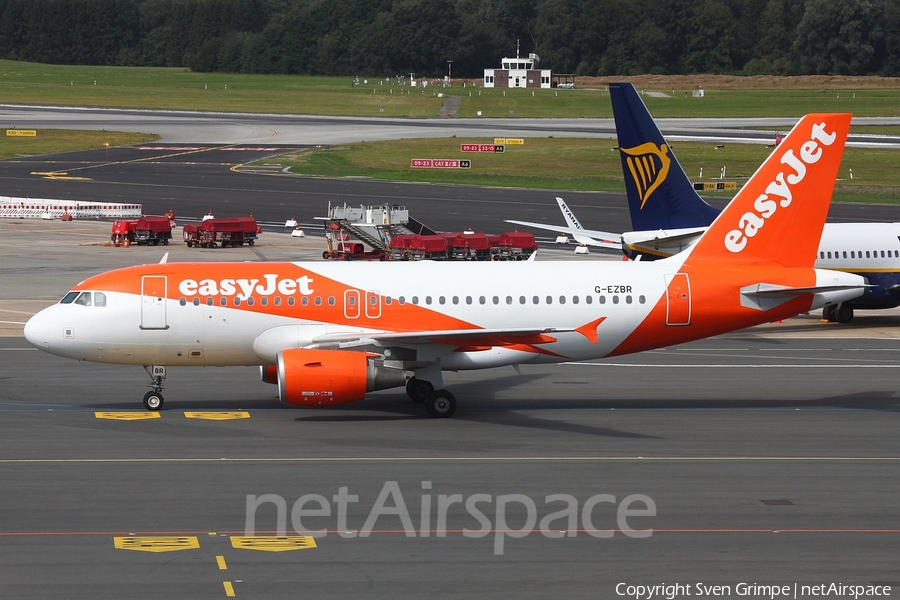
[74,292,92,306]
[60,291,80,304]
[94,292,107,307]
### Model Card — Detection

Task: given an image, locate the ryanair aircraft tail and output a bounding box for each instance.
[609,82,720,231]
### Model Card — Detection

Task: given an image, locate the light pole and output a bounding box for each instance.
[447,60,453,86]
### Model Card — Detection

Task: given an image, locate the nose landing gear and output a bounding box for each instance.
[143,365,165,411]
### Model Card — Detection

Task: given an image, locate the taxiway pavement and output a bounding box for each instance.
[1,219,899,598]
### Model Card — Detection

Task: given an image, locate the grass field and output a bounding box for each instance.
[3,60,900,118]
[0,129,158,159]
[1,60,898,203]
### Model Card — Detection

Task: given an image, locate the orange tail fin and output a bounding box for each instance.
[685,113,851,268]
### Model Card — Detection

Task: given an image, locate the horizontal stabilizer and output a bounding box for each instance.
[505,220,620,249]
[740,282,867,311]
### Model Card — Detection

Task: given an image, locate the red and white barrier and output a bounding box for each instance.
[0,197,142,219]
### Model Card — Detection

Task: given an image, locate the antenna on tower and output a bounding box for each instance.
[516,38,520,59]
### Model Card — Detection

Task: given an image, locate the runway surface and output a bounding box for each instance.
[1,109,899,597]
[4,104,900,146]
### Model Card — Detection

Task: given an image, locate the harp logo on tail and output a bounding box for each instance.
[621,142,671,209]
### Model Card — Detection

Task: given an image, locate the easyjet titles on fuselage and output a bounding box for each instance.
[724,121,837,253]
[178,274,315,299]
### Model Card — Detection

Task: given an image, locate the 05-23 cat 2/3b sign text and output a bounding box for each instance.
[410,159,471,169]
[6,129,36,136]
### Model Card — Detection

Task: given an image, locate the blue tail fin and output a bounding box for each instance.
[609,82,720,231]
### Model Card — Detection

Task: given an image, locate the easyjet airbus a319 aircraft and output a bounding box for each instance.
[25,114,863,418]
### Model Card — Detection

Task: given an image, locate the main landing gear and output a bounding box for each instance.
[823,303,854,324]
[406,376,457,418]
[143,366,165,411]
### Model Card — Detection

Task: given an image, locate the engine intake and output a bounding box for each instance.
[259,365,278,385]
[277,348,406,407]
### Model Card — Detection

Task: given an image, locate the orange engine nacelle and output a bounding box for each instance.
[277,348,406,407]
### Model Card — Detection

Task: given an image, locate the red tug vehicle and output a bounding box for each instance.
[183,217,260,248]
[110,216,173,246]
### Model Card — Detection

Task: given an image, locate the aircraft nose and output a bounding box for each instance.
[24,309,52,350]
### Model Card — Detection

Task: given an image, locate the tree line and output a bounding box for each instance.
[0,0,898,77]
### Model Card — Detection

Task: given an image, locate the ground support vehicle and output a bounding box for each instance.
[491,231,537,260]
[183,217,259,248]
[388,234,449,260]
[111,217,173,246]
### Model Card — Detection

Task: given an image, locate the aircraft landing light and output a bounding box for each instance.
[95,412,160,421]
[113,536,200,553]
[184,411,250,420]
[230,536,317,552]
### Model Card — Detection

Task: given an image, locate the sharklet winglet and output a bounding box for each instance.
[575,316,607,344]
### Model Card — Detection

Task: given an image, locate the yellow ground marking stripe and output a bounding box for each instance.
[113,536,199,552]
[230,536,317,552]
[184,411,250,420]
[223,581,235,597]
[95,412,160,421]
[217,555,227,570]
[29,171,93,181]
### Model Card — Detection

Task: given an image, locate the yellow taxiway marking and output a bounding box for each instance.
[223,581,236,597]
[217,555,227,570]
[230,536,317,552]
[184,411,250,420]
[95,412,160,421]
[30,171,93,181]
[113,536,199,552]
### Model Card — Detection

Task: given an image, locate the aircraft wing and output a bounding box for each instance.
[504,220,621,249]
[312,327,570,347]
